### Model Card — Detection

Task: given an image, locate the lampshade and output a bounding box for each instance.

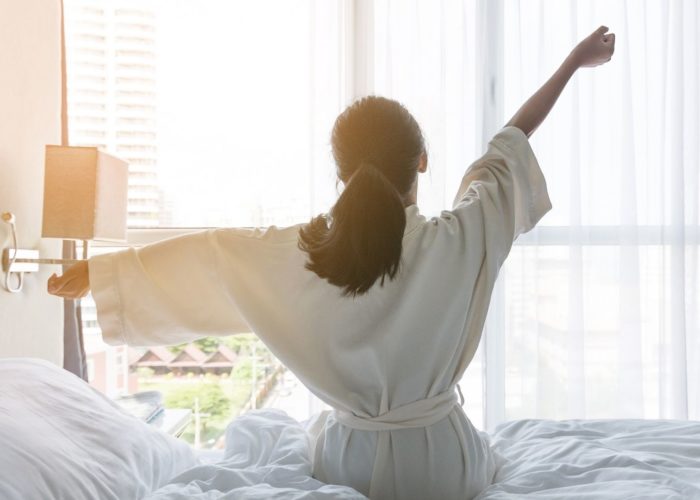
[41,145,128,242]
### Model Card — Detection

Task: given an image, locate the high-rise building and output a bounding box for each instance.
[64,0,160,228]
[64,0,162,396]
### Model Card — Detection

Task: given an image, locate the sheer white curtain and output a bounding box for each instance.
[67,0,699,427]
[370,0,700,429]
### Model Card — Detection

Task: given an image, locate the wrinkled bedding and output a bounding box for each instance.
[146,410,365,499]
[3,358,700,499]
[148,411,700,500]
[478,419,700,499]
[0,358,196,500]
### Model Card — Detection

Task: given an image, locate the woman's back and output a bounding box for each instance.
[203,206,499,499]
[87,126,550,499]
[53,27,618,499]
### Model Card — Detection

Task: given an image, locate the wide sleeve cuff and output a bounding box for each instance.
[88,252,127,346]
[487,126,552,236]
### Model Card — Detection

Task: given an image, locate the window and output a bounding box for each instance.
[66,0,700,444]
[65,0,343,447]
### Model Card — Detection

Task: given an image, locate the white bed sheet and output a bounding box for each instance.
[5,358,699,499]
[478,418,700,499]
[147,409,366,499]
[151,411,700,499]
[0,358,197,500]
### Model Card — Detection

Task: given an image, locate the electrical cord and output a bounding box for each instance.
[1,212,23,293]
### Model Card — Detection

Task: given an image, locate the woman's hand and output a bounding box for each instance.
[506,24,615,137]
[47,260,90,299]
[571,26,616,68]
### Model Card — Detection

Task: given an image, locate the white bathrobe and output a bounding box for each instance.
[89,126,551,500]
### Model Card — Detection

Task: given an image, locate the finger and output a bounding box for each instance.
[53,282,85,299]
[53,288,79,299]
[596,25,609,35]
[58,276,78,292]
[47,274,60,293]
[48,281,66,295]
[48,284,69,297]
[48,274,76,294]
[606,33,616,55]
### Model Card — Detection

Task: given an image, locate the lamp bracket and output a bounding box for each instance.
[2,248,81,273]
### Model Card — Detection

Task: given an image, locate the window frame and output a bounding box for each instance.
[84,0,700,428]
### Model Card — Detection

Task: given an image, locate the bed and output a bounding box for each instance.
[478,419,700,499]
[2,358,699,499]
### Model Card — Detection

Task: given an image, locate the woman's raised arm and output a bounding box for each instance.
[506,25,615,137]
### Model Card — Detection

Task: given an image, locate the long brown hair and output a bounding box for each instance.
[299,96,425,296]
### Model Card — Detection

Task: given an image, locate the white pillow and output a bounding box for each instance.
[0,357,197,500]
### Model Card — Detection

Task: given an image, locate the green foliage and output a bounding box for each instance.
[136,333,280,449]
[232,357,253,380]
[164,381,231,419]
[223,334,257,355]
[193,337,220,354]
[167,334,259,356]
[167,345,184,355]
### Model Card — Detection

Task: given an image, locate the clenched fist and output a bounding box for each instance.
[47,260,91,299]
[571,26,616,68]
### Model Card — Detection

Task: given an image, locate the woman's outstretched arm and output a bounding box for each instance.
[506,25,615,137]
[48,229,255,345]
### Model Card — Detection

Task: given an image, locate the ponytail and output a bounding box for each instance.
[299,96,425,297]
[299,161,406,296]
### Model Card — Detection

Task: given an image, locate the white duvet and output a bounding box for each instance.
[0,359,363,500]
[0,358,197,500]
[147,410,365,499]
[147,411,700,500]
[3,359,700,499]
[478,418,700,499]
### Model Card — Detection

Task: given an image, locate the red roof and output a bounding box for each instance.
[130,344,239,371]
[132,346,175,367]
[204,345,238,367]
[169,344,208,367]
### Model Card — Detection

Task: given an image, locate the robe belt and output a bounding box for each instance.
[333,386,462,431]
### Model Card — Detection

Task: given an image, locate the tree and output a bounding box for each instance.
[164,381,230,419]
[232,357,252,381]
[193,337,220,354]
[167,335,259,356]
[223,334,256,355]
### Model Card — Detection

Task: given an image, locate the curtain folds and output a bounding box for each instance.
[373,0,699,428]
[58,0,698,421]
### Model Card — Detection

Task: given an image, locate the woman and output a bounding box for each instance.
[49,27,614,500]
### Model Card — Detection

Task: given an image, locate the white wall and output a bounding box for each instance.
[0,0,63,364]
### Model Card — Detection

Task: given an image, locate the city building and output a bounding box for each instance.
[64,0,162,228]
[64,0,163,395]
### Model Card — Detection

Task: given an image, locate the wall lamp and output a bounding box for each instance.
[2,146,128,293]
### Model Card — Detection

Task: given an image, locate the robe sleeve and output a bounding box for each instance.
[88,229,252,346]
[451,126,552,266]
